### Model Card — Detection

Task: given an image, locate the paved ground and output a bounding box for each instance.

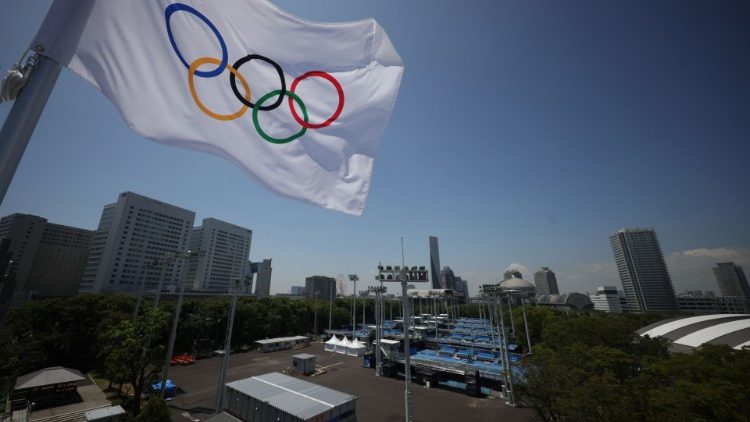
[167,343,538,422]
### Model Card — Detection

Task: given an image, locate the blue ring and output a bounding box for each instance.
[165,3,228,78]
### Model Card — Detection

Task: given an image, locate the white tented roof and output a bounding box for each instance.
[638,314,750,352]
[674,319,750,348]
[255,336,308,345]
[325,336,340,345]
[640,314,745,338]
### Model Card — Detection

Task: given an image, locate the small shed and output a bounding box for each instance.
[85,405,126,422]
[292,354,316,375]
[223,372,356,421]
[379,339,401,357]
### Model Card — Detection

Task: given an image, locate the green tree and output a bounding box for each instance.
[134,396,171,422]
[98,307,170,414]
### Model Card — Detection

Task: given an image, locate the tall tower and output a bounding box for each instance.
[534,267,559,295]
[429,236,441,289]
[713,262,750,299]
[609,228,678,311]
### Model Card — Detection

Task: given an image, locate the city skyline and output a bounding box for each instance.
[1,1,748,297]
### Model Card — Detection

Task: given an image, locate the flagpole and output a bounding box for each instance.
[0,53,62,206]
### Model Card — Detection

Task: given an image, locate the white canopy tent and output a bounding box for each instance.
[336,337,350,354]
[346,339,366,357]
[324,335,340,352]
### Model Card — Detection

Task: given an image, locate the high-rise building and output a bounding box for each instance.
[254,259,273,297]
[713,262,750,300]
[80,192,195,293]
[305,275,335,301]
[0,213,93,302]
[290,286,305,296]
[533,267,559,295]
[609,228,678,311]
[183,218,252,292]
[441,266,456,290]
[453,276,469,299]
[429,236,441,289]
[503,269,523,280]
[589,286,622,313]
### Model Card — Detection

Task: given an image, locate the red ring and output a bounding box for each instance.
[288,71,344,129]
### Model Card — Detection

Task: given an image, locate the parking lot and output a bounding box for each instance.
[167,342,538,422]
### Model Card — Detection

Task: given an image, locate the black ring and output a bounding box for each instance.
[229,54,286,111]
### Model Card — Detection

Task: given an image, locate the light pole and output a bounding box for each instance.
[359,290,367,328]
[313,289,319,336]
[132,257,158,319]
[328,282,333,332]
[368,284,387,377]
[159,249,202,399]
[348,275,358,339]
[217,278,246,410]
[377,265,429,422]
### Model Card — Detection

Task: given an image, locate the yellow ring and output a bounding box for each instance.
[188,57,251,121]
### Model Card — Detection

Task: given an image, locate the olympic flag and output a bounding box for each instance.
[31,0,403,215]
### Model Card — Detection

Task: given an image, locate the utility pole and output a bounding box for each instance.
[349,275,358,339]
[216,279,242,410]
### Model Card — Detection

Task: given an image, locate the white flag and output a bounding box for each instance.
[32,0,403,215]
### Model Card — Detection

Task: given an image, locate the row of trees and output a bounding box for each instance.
[513,308,750,421]
[0,293,392,414]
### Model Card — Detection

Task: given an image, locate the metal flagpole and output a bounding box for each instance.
[0,54,61,206]
[0,1,96,206]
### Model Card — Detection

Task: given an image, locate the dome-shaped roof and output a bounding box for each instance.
[499,277,535,291]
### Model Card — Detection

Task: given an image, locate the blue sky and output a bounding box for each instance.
[1,1,749,296]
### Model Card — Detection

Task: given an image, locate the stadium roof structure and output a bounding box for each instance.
[637,314,750,353]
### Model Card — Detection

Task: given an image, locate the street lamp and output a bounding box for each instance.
[377,264,428,422]
[348,275,358,340]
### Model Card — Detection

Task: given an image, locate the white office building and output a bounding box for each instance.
[80,192,195,293]
[183,218,252,292]
[590,286,623,313]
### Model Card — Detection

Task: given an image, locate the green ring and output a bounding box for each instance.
[252,90,308,144]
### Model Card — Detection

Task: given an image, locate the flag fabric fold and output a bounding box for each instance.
[32,0,404,215]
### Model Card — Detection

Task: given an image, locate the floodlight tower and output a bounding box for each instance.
[349,274,359,339]
[368,284,387,376]
[377,264,429,422]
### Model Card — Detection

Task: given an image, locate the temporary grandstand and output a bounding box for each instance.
[638,313,750,353]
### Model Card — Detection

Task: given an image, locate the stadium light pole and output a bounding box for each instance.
[359,290,367,328]
[159,249,202,399]
[216,278,245,410]
[368,284,387,377]
[328,282,334,332]
[378,264,428,422]
[349,274,358,339]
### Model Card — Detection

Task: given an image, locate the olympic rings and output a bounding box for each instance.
[289,71,344,129]
[253,90,308,144]
[188,57,251,121]
[164,2,345,144]
[165,3,228,78]
[230,55,286,111]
